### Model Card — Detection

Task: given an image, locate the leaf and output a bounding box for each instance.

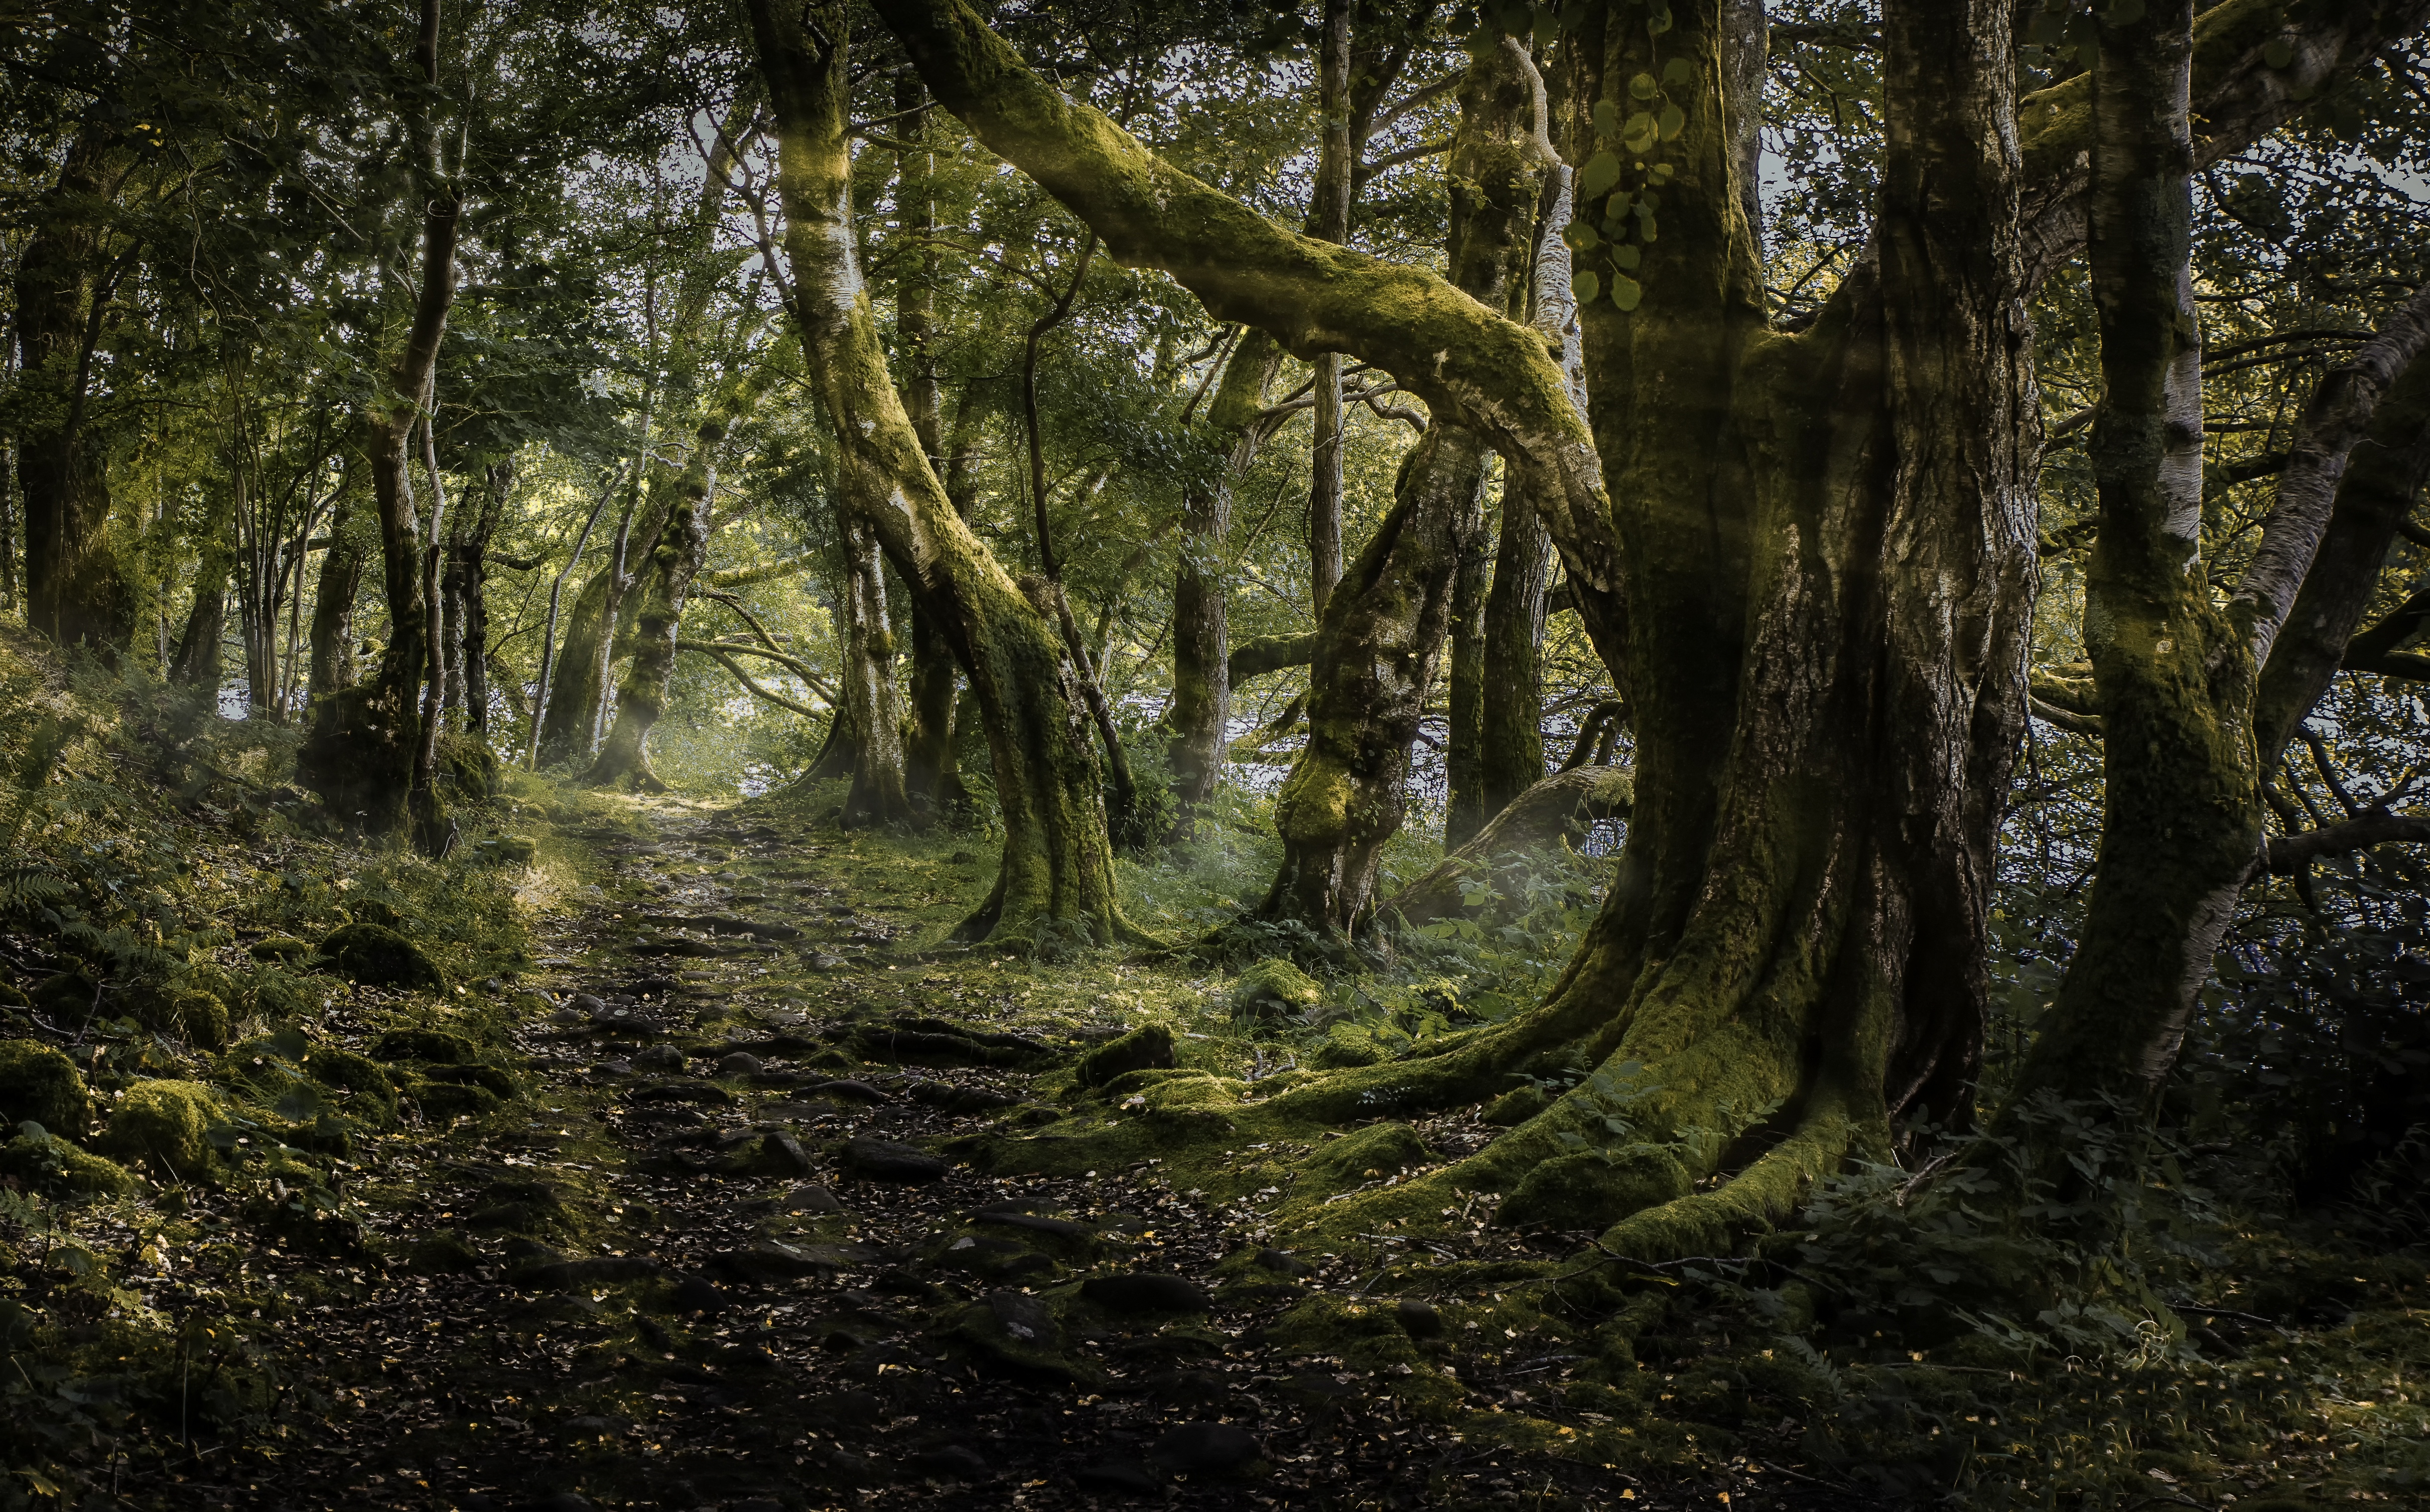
[1662,58,1695,87]
[1592,98,1619,137]
[1658,104,1685,142]
[1630,71,1659,100]
[1577,150,1623,201]
[1623,112,1658,155]
[2261,37,2294,69]
[1611,273,1643,312]
[1603,189,1633,219]
[1571,267,1601,305]
[1561,218,1599,252]
[1612,243,1642,270]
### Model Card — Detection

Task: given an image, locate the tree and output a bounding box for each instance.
[880,0,2430,1260]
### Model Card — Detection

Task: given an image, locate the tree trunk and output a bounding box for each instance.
[307,466,369,706]
[886,0,2038,1259]
[831,514,911,824]
[171,542,231,694]
[460,458,513,737]
[16,117,129,651]
[749,0,1141,944]
[535,563,614,766]
[1303,0,1353,620]
[1477,473,1552,819]
[1443,496,1494,848]
[1168,331,1284,823]
[1251,33,1544,935]
[895,90,969,820]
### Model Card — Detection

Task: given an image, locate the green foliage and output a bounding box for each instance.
[0,1041,88,1136]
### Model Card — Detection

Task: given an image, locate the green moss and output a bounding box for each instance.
[1481,1083,1547,1126]
[248,936,314,963]
[318,922,447,991]
[1074,1023,1175,1087]
[1496,1148,1692,1231]
[100,1079,220,1179]
[30,973,95,1016]
[0,1038,89,1134]
[302,1046,398,1121]
[1304,1122,1431,1193]
[1310,1020,1394,1068]
[408,1078,502,1121]
[0,1131,141,1196]
[1228,957,1321,1019]
[132,986,229,1050]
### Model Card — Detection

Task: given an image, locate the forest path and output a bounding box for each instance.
[210,794,1845,1512]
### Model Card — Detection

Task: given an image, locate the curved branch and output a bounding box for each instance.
[2264,810,2430,872]
[680,642,827,719]
[1227,631,1318,684]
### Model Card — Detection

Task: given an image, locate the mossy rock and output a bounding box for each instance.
[302,1046,398,1121]
[408,1078,501,1121]
[100,1079,222,1179]
[406,1231,482,1273]
[1481,1083,1549,1126]
[0,1038,90,1134]
[1074,1023,1175,1088]
[476,836,539,866]
[1305,1122,1431,1192]
[1496,1148,1692,1231]
[318,923,447,991]
[417,1062,516,1098]
[1228,958,1322,1020]
[248,936,315,963]
[133,987,229,1050]
[371,1028,476,1065]
[438,735,501,802]
[1311,1020,1399,1069]
[0,1131,141,1197]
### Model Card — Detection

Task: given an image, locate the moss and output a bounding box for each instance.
[1481,1083,1547,1126]
[1303,1122,1431,1193]
[30,973,95,1016]
[371,1028,476,1065]
[100,1079,220,1179]
[438,734,501,802]
[302,1046,398,1121]
[408,1078,502,1121]
[417,1062,516,1098]
[0,1131,141,1196]
[0,1038,89,1134]
[248,936,315,963]
[1497,1148,1692,1231]
[318,922,447,991]
[1310,1020,1395,1069]
[406,1231,482,1273]
[1074,1023,1174,1087]
[1228,957,1321,1019]
[134,986,229,1050]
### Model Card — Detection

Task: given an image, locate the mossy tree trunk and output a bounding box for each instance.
[15,115,131,652]
[832,514,912,824]
[306,461,369,706]
[748,0,1140,945]
[1443,503,1494,847]
[1253,34,1542,935]
[458,458,513,737]
[1473,477,1552,835]
[2006,3,2430,1129]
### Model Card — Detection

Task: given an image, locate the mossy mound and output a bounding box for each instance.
[1228,958,1322,1020]
[30,973,96,1016]
[0,981,29,1008]
[248,936,315,963]
[1310,1020,1398,1069]
[1075,1023,1175,1087]
[438,735,501,802]
[318,922,447,991]
[99,1079,221,1179]
[1305,1122,1430,1192]
[1496,1148,1692,1231]
[408,1078,502,1121]
[1481,1083,1549,1126]
[0,1038,89,1134]
[371,1027,476,1065]
[137,987,230,1050]
[0,1131,141,1196]
[302,1046,398,1121]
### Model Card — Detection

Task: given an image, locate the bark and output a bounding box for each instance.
[15,116,129,651]
[535,564,615,766]
[748,0,1142,945]
[1389,764,1633,925]
[1304,0,1353,619]
[170,535,231,694]
[832,515,912,824]
[460,458,514,737]
[897,92,969,819]
[1443,505,1493,848]
[1167,331,1285,820]
[306,465,369,706]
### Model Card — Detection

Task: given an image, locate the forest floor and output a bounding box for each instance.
[129,790,1847,1512]
[3,643,2425,1511]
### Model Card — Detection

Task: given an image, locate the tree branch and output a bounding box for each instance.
[2263,809,2430,871]
[679,641,828,719]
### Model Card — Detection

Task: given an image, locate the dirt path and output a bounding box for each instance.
[151,799,1844,1512]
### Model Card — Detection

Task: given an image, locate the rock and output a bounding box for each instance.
[1074,1023,1175,1087]
[1082,1272,1210,1313]
[136,986,229,1050]
[522,1256,664,1290]
[630,1044,685,1073]
[840,1135,946,1183]
[506,1496,595,1512]
[97,1079,219,1177]
[0,1131,140,1196]
[569,992,607,1016]
[371,1028,477,1065]
[910,1443,990,1481]
[247,936,314,963]
[1495,1147,1692,1231]
[1227,957,1322,1019]
[318,922,447,991]
[988,1289,1056,1346]
[559,1414,617,1438]
[0,1039,88,1134]
[715,1050,763,1077]
[406,1233,480,1273]
[1147,1421,1261,1475]
[1395,1298,1444,1338]
[782,1183,844,1213]
[666,1275,727,1315]
[1077,1460,1163,1494]
[1254,1247,1312,1279]
[971,1211,1092,1242]
[28,974,95,1016]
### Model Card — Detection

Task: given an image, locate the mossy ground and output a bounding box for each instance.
[1,628,2423,1508]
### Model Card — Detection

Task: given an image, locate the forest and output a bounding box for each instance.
[1,0,2427,1507]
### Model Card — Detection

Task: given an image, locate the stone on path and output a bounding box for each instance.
[839,1134,946,1183]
